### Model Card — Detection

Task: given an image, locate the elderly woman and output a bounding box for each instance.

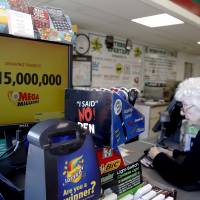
[149,77,200,190]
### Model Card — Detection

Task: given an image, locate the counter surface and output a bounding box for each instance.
[123,141,200,200]
[136,101,168,108]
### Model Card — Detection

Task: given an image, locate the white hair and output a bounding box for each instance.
[175,77,200,109]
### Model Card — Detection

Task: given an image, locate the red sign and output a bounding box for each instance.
[171,0,200,16]
[96,147,125,175]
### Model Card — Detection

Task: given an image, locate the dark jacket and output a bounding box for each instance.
[153,131,200,189]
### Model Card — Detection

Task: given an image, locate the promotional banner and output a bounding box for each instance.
[65,89,112,147]
[57,135,101,200]
[101,161,142,199]
[144,47,177,85]
[112,93,145,148]
[171,0,200,16]
[65,89,144,148]
[0,36,69,125]
[96,147,125,175]
[88,32,143,89]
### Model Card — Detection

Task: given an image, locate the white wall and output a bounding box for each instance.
[77,29,200,86]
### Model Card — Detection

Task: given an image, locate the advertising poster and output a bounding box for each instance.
[0,36,69,125]
[88,33,143,89]
[101,161,142,199]
[65,89,144,148]
[144,47,177,85]
[73,55,92,87]
[57,135,101,200]
[65,89,112,147]
[112,93,145,148]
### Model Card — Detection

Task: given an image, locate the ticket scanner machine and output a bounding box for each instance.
[25,119,101,200]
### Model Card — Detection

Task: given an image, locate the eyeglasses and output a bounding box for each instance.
[181,104,194,115]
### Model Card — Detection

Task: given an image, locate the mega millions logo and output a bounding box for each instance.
[8,91,39,107]
[63,156,84,184]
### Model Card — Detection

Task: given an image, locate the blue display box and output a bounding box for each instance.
[65,89,145,148]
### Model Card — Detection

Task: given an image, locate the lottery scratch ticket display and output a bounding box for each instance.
[38,27,74,43]
[0,8,8,33]
[46,7,72,32]
[28,6,50,34]
[0,0,10,9]
[0,0,9,34]
[25,120,101,200]
[65,88,145,195]
[37,7,74,43]
[7,0,29,13]
[0,1,75,43]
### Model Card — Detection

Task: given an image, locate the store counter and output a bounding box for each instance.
[123,141,200,200]
[135,102,168,140]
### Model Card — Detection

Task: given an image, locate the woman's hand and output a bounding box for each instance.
[157,147,173,157]
[148,146,160,159]
[148,146,173,159]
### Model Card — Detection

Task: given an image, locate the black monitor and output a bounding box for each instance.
[152,98,184,140]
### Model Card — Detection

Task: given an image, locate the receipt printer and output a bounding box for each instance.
[25,119,101,200]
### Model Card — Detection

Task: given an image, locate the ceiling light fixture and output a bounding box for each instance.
[131,13,184,28]
[197,41,200,44]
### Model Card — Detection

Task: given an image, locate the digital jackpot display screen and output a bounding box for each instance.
[0,35,71,125]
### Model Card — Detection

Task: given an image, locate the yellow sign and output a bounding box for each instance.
[115,63,123,74]
[0,9,8,24]
[0,36,69,125]
[72,24,78,34]
[100,159,121,174]
[63,156,84,184]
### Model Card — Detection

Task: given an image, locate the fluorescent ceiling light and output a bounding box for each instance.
[131,13,184,27]
[197,41,200,44]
